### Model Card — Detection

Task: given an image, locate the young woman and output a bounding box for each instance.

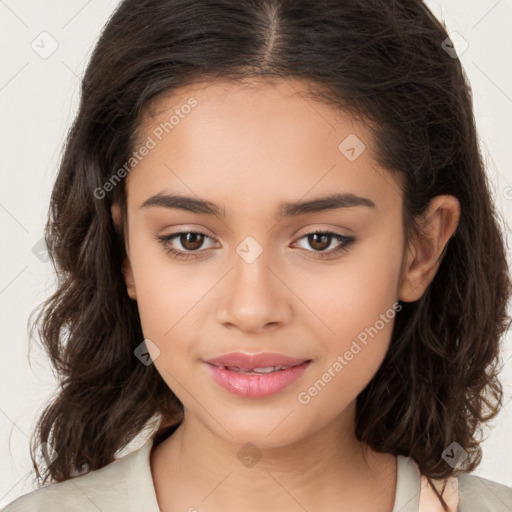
[3,1,512,511]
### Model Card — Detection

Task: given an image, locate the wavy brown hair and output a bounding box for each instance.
[24,0,511,509]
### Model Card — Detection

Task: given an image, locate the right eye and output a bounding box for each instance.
[157,230,219,260]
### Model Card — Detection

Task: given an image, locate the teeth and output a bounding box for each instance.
[222,365,290,373]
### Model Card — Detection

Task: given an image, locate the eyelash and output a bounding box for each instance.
[156,230,356,261]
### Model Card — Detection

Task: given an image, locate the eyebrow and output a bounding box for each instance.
[140,192,376,217]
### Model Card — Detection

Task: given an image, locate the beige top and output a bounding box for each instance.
[2,435,511,511]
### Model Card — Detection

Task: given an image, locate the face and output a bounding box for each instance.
[114,77,409,448]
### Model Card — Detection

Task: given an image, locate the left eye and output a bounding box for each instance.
[157,230,355,260]
[292,231,355,257]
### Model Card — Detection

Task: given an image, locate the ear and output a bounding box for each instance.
[111,203,137,301]
[398,195,460,303]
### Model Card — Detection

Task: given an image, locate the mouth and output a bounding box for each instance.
[209,361,311,374]
[204,351,312,370]
[204,357,313,398]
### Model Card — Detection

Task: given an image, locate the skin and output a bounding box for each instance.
[111,77,460,512]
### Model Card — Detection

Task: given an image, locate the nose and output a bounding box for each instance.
[216,242,293,333]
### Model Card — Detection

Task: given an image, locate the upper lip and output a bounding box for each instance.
[204,352,311,369]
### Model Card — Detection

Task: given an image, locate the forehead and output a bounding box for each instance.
[126,77,403,215]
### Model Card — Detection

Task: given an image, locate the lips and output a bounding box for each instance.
[205,358,312,398]
[204,351,311,370]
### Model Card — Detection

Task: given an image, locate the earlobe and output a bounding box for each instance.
[110,202,136,300]
[111,203,123,233]
[122,257,137,300]
[398,195,460,303]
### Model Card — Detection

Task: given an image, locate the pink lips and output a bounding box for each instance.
[204,351,312,398]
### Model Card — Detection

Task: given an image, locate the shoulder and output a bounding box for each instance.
[457,472,512,512]
[399,455,512,512]
[1,444,141,512]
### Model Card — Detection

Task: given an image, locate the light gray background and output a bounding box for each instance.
[1,0,511,506]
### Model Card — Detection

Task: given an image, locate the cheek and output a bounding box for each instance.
[296,292,399,412]
[126,230,189,340]
[294,230,402,392]
[131,258,208,343]
[128,237,226,376]
[296,230,402,343]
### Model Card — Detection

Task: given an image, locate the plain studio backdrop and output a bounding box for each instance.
[0,0,511,506]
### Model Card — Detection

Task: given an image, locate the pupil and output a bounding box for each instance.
[310,233,330,251]
[182,233,203,250]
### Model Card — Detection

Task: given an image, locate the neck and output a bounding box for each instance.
[150,401,397,512]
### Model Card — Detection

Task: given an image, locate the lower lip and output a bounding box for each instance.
[205,361,311,398]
